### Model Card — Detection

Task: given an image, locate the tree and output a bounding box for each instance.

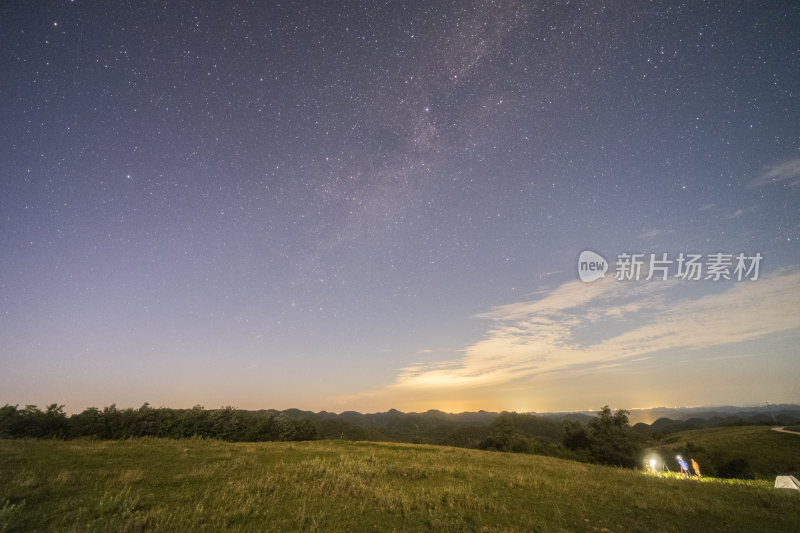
[42,404,68,438]
[69,407,105,438]
[0,404,21,438]
[562,420,591,451]
[585,406,642,468]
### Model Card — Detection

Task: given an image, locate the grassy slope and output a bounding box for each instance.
[0,439,798,532]
[669,426,800,476]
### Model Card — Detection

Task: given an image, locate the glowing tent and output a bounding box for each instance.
[774,475,800,490]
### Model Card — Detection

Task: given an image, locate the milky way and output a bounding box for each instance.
[1,1,798,412]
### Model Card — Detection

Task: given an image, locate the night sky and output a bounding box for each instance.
[2,1,799,413]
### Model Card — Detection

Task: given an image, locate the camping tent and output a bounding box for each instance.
[774,475,800,490]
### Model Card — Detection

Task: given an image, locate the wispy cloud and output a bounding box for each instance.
[537,270,563,279]
[750,158,800,188]
[637,228,676,240]
[354,270,800,398]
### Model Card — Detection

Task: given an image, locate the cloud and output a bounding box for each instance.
[638,228,676,240]
[722,205,758,220]
[352,270,800,399]
[750,158,800,188]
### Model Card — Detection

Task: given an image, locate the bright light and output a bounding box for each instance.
[644,454,662,473]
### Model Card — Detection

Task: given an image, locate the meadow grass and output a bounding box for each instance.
[1,438,798,532]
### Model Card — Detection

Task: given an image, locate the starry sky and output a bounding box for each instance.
[1,0,799,414]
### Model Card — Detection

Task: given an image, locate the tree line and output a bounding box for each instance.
[0,403,645,469]
[0,403,316,442]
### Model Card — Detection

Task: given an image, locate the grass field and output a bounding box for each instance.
[1,438,799,532]
[665,425,800,478]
